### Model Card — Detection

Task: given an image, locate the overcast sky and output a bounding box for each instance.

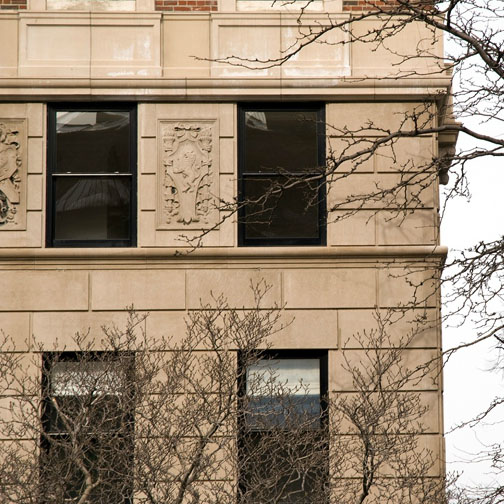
[441,104,504,488]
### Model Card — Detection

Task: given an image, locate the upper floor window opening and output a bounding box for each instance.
[239,350,329,503]
[41,352,134,503]
[46,103,137,248]
[238,103,326,247]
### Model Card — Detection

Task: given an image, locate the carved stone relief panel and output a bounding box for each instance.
[0,120,26,230]
[157,120,219,230]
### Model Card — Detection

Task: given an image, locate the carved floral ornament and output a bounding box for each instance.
[0,122,22,227]
[159,121,217,229]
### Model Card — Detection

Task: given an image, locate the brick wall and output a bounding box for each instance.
[0,0,26,9]
[0,0,427,13]
[0,0,215,10]
[155,0,217,10]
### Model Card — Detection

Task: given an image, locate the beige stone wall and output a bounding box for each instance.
[326,101,440,247]
[139,102,235,247]
[0,100,441,250]
[0,253,444,479]
[0,103,44,247]
[0,1,447,494]
[0,11,445,84]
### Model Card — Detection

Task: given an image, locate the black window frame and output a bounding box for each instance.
[46,103,137,248]
[238,103,326,247]
[41,351,134,504]
[238,349,329,503]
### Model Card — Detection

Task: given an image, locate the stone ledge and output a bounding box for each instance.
[0,77,453,101]
[0,76,452,88]
[0,245,448,261]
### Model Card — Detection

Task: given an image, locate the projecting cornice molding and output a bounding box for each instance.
[0,245,448,264]
[0,77,453,101]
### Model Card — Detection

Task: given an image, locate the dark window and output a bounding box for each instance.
[239,351,328,503]
[238,104,326,246]
[47,104,137,247]
[41,353,133,503]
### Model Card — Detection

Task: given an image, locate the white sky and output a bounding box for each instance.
[441,109,504,488]
[440,7,504,488]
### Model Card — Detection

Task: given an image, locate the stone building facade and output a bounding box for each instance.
[0,0,453,501]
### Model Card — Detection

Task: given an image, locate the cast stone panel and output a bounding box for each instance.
[0,120,27,230]
[157,120,219,230]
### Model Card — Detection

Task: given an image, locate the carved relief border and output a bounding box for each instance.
[157,119,219,230]
[0,119,27,231]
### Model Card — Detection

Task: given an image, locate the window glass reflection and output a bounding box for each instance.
[239,105,325,246]
[242,178,319,240]
[54,177,131,240]
[48,105,136,247]
[55,111,130,174]
[246,358,321,429]
[243,110,318,174]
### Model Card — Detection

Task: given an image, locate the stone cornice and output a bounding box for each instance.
[0,77,452,101]
[0,245,448,263]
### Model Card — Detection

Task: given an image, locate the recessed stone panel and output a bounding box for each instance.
[20,19,91,77]
[19,14,161,78]
[281,20,350,78]
[91,21,161,77]
[47,0,135,11]
[0,18,18,78]
[211,15,350,78]
[212,20,281,78]
[162,17,210,78]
